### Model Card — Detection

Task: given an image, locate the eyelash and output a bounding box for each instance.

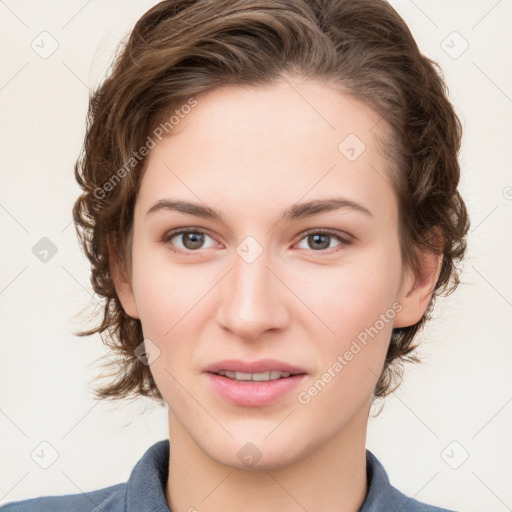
[160,227,353,256]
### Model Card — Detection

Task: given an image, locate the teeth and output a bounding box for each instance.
[217,370,291,381]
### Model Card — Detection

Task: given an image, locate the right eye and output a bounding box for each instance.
[161,228,218,254]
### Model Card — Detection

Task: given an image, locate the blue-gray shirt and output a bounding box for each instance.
[1,440,457,511]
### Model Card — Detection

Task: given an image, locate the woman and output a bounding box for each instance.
[2,0,469,510]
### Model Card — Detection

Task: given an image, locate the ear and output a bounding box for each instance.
[394,229,444,328]
[108,236,140,319]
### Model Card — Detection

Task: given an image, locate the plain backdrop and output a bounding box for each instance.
[0,1,511,511]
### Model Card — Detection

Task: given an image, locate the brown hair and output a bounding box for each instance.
[72,0,470,404]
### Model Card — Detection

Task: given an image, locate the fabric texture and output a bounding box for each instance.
[1,439,457,511]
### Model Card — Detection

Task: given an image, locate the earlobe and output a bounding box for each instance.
[394,245,443,329]
[108,237,140,320]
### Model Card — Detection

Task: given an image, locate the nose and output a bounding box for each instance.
[217,246,290,342]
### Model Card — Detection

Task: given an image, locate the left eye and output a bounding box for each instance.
[296,230,349,251]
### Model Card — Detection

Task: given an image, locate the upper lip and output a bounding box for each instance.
[203,359,308,375]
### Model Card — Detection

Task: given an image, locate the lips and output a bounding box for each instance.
[205,372,307,407]
[203,358,308,375]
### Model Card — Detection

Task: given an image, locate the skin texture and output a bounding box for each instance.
[112,76,443,512]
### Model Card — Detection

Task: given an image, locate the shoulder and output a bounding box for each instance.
[0,482,126,512]
[1,439,171,512]
[384,488,460,512]
[363,449,460,512]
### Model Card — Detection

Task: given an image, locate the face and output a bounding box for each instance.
[114,77,432,470]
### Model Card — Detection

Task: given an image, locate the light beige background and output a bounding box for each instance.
[0,1,511,511]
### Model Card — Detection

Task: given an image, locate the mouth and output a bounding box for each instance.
[205,372,306,407]
[203,359,308,406]
[203,358,308,380]
[211,370,303,382]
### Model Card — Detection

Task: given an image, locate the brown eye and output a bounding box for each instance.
[307,233,332,250]
[163,229,216,254]
[179,232,205,250]
[296,230,352,252]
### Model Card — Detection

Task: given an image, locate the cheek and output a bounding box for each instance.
[298,248,401,337]
[131,240,208,331]
[129,252,206,406]
[129,246,225,396]
[296,271,398,413]
[294,246,402,397]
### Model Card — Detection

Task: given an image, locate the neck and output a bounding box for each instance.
[165,406,370,512]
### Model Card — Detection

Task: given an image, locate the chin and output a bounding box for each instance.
[215,447,303,473]
[203,432,314,473]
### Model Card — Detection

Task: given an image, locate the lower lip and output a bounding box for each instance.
[205,373,307,407]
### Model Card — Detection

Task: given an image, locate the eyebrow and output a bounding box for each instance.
[146,197,373,221]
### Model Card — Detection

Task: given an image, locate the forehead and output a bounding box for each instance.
[136,78,397,225]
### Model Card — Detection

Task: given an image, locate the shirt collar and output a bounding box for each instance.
[125,439,171,511]
[359,449,411,511]
[125,439,410,512]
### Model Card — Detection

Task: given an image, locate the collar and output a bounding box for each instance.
[124,439,419,512]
